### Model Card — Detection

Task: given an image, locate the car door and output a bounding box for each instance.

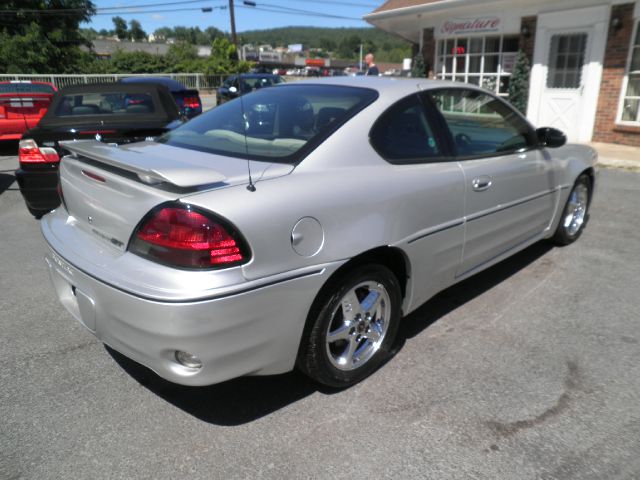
[370,93,466,308]
[426,88,556,277]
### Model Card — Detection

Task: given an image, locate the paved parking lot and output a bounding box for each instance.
[1,143,640,479]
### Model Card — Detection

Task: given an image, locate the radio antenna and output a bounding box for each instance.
[238,85,256,192]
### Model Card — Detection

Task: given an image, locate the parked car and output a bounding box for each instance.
[119,77,203,119]
[0,81,57,141]
[16,83,182,218]
[216,73,284,104]
[41,77,597,389]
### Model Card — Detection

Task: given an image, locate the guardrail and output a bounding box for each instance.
[0,73,228,91]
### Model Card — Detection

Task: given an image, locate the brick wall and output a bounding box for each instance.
[422,28,436,78]
[593,3,640,145]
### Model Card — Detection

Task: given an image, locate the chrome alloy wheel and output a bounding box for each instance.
[325,281,391,371]
[563,183,589,236]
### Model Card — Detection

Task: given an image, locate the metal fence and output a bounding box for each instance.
[0,73,228,91]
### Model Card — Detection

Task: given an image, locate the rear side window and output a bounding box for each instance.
[370,94,442,164]
[55,92,156,116]
[428,88,535,158]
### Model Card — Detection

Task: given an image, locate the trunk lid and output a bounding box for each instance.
[0,93,53,129]
[59,140,293,250]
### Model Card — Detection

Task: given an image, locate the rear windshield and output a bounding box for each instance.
[157,84,377,163]
[55,92,156,116]
[0,83,55,94]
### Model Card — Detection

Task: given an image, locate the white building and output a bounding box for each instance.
[366,0,640,145]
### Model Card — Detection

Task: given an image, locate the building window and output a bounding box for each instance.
[547,34,587,89]
[620,24,640,123]
[435,35,519,97]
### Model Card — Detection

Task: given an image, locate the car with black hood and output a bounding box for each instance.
[15,82,183,218]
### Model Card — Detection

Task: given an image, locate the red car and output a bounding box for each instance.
[0,81,57,141]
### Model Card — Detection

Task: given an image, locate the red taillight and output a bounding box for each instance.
[129,206,248,269]
[18,138,59,164]
[183,96,201,109]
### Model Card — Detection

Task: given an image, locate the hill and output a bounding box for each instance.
[238,26,412,63]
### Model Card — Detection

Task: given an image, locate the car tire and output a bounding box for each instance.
[297,264,402,388]
[551,173,592,245]
[27,207,50,219]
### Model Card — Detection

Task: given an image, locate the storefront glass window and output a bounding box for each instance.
[621,25,640,122]
[435,35,519,97]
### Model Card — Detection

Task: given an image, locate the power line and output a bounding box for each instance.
[0,6,227,17]
[261,0,377,7]
[0,0,224,14]
[237,4,362,21]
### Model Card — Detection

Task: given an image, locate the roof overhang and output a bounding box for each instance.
[364,0,552,42]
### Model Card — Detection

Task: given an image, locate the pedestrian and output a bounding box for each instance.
[365,53,379,76]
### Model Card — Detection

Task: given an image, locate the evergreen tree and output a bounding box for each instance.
[507,50,531,114]
[411,51,426,78]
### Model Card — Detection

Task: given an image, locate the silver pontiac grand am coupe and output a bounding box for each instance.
[42,77,597,388]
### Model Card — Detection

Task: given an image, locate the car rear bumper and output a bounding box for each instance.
[0,120,28,140]
[42,212,342,386]
[15,167,60,211]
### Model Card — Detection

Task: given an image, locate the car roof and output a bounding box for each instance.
[282,76,468,97]
[56,83,170,95]
[238,74,281,79]
[0,80,55,86]
[120,77,187,92]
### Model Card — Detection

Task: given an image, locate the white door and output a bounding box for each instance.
[528,6,608,142]
[539,32,590,139]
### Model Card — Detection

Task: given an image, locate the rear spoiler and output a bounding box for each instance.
[61,140,227,188]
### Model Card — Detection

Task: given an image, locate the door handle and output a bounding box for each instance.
[472,175,493,192]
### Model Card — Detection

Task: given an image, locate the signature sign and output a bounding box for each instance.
[441,17,501,35]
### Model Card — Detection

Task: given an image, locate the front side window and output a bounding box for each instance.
[621,24,640,122]
[370,94,442,164]
[429,88,535,157]
[435,35,519,96]
[158,84,378,163]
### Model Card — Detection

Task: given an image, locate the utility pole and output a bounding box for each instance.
[229,0,238,56]
[359,44,363,71]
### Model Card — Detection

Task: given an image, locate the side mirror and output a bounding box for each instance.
[536,127,566,148]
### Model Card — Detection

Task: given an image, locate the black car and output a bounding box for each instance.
[216,74,284,105]
[15,83,183,218]
[120,77,203,119]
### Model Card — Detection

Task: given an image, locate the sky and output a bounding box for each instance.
[83,0,381,34]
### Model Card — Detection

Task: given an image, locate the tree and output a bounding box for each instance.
[507,50,531,114]
[0,0,96,74]
[200,37,252,74]
[108,50,167,73]
[129,20,146,41]
[112,16,128,40]
[337,35,361,60]
[411,51,426,78]
[165,42,199,72]
[205,27,226,43]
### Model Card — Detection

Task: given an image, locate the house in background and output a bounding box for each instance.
[366,0,640,145]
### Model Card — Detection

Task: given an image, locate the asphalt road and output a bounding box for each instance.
[1,144,640,480]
